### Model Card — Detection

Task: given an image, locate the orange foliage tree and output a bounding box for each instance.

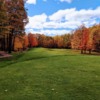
[23,35,29,50]
[14,35,24,51]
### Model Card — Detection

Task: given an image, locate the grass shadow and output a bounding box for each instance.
[81,52,100,56]
[0,53,25,68]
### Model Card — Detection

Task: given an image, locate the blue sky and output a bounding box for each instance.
[25,0,100,36]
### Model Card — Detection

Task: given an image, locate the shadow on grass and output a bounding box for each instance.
[0,54,76,68]
[0,50,99,69]
[0,53,25,68]
[81,52,100,56]
[14,54,76,63]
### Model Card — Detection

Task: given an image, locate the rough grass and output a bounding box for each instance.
[0,48,100,100]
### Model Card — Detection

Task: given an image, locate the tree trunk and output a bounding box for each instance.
[89,49,91,54]
[6,34,9,51]
[81,49,83,54]
[3,35,6,51]
[8,33,12,53]
[84,48,86,54]
[8,29,14,53]
[12,35,15,51]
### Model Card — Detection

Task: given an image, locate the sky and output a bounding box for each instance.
[25,0,100,36]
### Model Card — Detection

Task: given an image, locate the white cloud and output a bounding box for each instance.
[26,0,36,4]
[26,0,47,4]
[43,21,81,29]
[49,8,76,21]
[26,29,70,36]
[49,7,100,22]
[41,30,70,35]
[26,13,47,29]
[65,7,100,21]
[25,7,100,35]
[60,0,73,3]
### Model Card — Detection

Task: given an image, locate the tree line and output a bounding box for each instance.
[13,24,100,54]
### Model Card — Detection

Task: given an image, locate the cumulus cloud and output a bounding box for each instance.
[25,7,100,35]
[49,8,76,21]
[41,29,71,35]
[65,7,100,21]
[60,0,73,3]
[26,13,47,29]
[26,0,36,4]
[49,7,100,22]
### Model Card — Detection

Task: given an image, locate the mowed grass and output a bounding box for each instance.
[0,48,100,100]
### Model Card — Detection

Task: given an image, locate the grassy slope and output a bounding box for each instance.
[0,48,100,100]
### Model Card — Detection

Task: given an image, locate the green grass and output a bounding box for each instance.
[0,48,100,100]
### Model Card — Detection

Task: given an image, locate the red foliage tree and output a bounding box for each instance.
[80,28,89,54]
[28,33,38,47]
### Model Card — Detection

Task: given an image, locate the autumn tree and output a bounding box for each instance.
[54,35,63,48]
[42,36,54,48]
[37,34,72,48]
[14,35,24,51]
[0,0,10,51]
[61,34,72,48]
[88,25,100,53]
[71,28,83,49]
[23,35,29,49]
[80,27,89,54]
[71,24,100,54]
[28,33,38,47]
[38,34,45,47]
[6,0,28,53]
